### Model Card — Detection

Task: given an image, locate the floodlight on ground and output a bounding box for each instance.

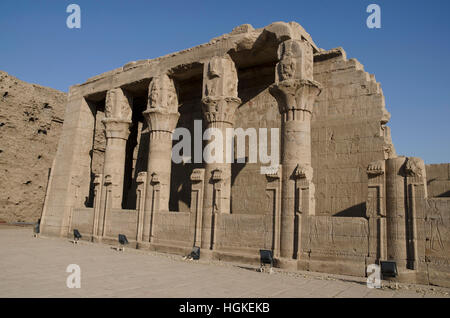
[73,229,82,240]
[380,261,398,278]
[33,219,40,237]
[190,246,200,260]
[71,229,82,245]
[118,234,128,251]
[259,249,274,273]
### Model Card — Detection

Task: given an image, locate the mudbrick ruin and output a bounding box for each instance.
[33,22,449,287]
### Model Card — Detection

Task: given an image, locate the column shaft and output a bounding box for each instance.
[141,75,180,243]
[269,39,321,260]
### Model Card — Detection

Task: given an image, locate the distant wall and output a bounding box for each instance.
[426,164,450,198]
[312,48,395,217]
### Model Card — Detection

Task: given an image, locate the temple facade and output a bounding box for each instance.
[40,22,450,287]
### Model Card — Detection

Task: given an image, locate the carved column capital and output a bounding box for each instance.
[405,157,425,178]
[367,160,386,177]
[269,79,321,119]
[136,171,147,185]
[264,165,282,181]
[191,168,205,183]
[102,118,132,140]
[202,55,241,125]
[105,88,132,121]
[142,108,180,135]
[144,74,180,138]
[148,74,179,113]
[293,163,314,182]
[103,174,113,186]
[270,39,321,120]
[201,96,241,125]
[93,173,103,185]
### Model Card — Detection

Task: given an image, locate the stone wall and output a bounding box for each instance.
[312,48,395,217]
[426,164,450,198]
[302,216,369,276]
[152,211,192,247]
[70,208,94,238]
[425,198,450,286]
[104,209,138,241]
[0,71,66,223]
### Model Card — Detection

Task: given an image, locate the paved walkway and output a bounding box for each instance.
[0,225,449,298]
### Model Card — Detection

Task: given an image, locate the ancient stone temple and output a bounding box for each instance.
[39,22,450,287]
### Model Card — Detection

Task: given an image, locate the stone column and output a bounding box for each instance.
[265,166,282,258]
[385,156,428,282]
[269,39,321,260]
[142,75,179,242]
[95,89,132,241]
[366,160,387,264]
[92,173,103,239]
[201,55,241,250]
[404,157,427,272]
[385,156,408,268]
[136,171,147,242]
[101,88,132,209]
[190,168,205,247]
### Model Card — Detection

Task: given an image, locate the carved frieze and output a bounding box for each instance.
[190,169,205,183]
[211,169,223,182]
[136,171,147,184]
[367,160,385,176]
[293,164,313,182]
[150,172,160,184]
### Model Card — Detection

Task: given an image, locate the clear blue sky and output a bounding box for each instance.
[0,0,449,164]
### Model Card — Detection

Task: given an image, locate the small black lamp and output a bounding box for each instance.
[259,249,274,273]
[118,234,128,251]
[73,229,82,244]
[190,246,200,260]
[380,261,398,278]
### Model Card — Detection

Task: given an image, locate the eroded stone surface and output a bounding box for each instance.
[0,71,66,223]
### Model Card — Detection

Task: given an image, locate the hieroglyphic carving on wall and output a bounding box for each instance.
[426,199,446,251]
